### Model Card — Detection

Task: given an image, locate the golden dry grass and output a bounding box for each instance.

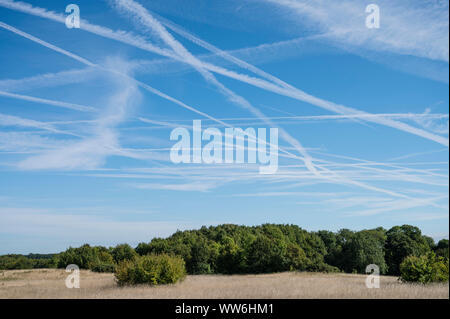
[0,269,448,299]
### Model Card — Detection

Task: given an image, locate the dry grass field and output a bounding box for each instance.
[0,269,448,299]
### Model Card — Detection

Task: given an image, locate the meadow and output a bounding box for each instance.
[0,269,448,299]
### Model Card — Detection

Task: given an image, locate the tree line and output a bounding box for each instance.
[1,224,448,282]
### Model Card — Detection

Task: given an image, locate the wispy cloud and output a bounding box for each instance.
[262,0,449,62]
[17,57,140,170]
[413,107,449,135]
[347,195,449,217]
[0,131,68,153]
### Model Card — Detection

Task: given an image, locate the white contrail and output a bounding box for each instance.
[0,21,95,67]
[0,20,306,164]
[124,10,450,147]
[112,0,319,174]
[138,117,303,162]
[148,113,449,123]
[1,11,429,200]
[0,112,82,137]
[387,149,448,162]
[137,13,450,147]
[311,151,448,188]
[0,67,97,92]
[0,21,229,129]
[1,4,445,201]
[2,0,447,146]
[154,12,315,91]
[199,61,450,146]
[0,90,96,112]
[136,44,422,199]
[155,15,450,139]
[0,0,177,58]
[17,59,140,170]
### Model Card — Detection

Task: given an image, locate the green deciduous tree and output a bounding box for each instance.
[385,225,431,275]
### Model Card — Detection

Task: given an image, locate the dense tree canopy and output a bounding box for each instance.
[1,224,447,282]
[136,224,336,274]
[384,225,432,275]
[317,227,387,274]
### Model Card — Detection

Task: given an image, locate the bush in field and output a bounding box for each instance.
[400,252,449,283]
[115,254,186,285]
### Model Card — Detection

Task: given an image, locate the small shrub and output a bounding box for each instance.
[115,254,186,285]
[400,252,449,283]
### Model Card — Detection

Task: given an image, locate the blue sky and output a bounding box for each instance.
[0,0,448,254]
